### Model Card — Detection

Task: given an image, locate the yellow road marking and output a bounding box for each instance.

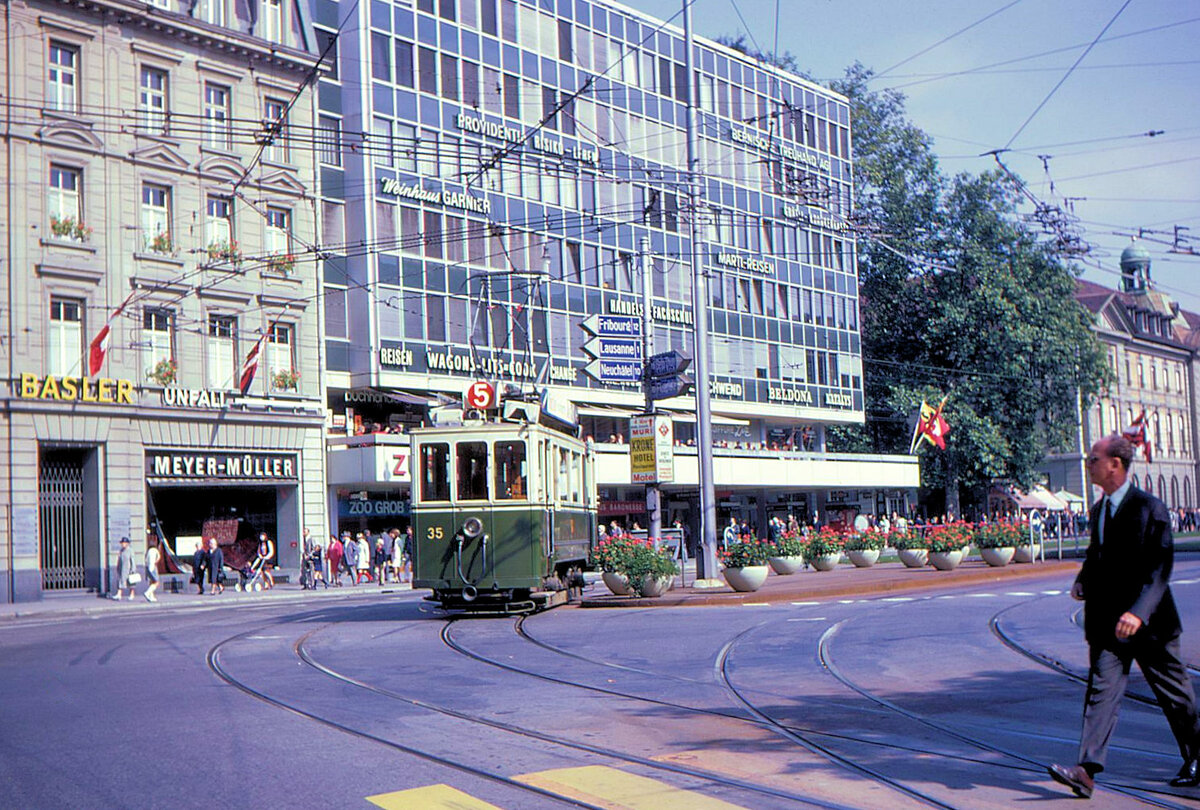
[366,784,504,810]
[514,765,747,810]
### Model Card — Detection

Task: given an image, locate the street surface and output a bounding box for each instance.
[3,561,1200,809]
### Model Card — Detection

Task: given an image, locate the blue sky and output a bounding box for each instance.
[630,0,1200,310]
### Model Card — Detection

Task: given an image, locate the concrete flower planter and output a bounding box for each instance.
[1013,544,1041,563]
[602,571,631,596]
[846,549,880,568]
[806,553,842,572]
[980,547,1015,567]
[768,555,806,575]
[928,549,964,571]
[898,548,929,569]
[723,565,769,592]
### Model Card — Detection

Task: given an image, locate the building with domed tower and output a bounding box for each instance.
[1041,240,1200,511]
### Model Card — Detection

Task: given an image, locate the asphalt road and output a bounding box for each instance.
[3,564,1200,809]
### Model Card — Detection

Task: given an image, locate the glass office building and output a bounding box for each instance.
[315,0,913,533]
[316,0,860,422]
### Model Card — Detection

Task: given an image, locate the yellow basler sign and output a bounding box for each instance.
[18,373,134,404]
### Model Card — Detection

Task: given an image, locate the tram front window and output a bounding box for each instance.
[420,442,451,502]
[457,441,489,500]
[495,441,527,500]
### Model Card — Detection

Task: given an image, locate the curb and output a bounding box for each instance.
[0,584,421,623]
[578,558,1082,608]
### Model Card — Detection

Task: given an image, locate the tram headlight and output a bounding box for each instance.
[462,516,484,539]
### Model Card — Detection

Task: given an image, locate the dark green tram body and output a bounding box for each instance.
[410,420,596,613]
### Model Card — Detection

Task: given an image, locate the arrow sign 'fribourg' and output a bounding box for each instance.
[583,336,642,361]
[580,314,641,337]
[644,350,691,379]
[583,359,643,383]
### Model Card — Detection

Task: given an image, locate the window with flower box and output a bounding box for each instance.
[141,183,173,253]
[48,164,85,240]
[49,297,83,377]
[139,66,168,135]
[205,195,238,262]
[47,41,79,113]
[268,323,297,391]
[264,207,293,273]
[143,308,175,384]
[206,315,236,389]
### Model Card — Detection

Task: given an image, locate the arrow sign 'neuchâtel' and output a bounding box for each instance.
[583,358,643,383]
[644,350,691,379]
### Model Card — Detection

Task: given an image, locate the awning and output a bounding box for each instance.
[577,403,747,426]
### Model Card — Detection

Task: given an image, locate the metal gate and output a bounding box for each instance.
[39,451,86,590]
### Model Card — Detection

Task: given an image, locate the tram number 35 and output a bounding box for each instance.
[427,526,445,540]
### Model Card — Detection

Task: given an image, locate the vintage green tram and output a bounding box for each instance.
[411,415,597,613]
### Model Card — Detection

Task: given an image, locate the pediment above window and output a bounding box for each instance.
[255,168,307,195]
[129,143,189,172]
[38,120,103,152]
[198,153,246,182]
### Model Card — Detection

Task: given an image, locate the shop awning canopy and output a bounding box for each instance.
[991,484,1068,511]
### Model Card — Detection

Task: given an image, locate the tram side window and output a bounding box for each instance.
[558,447,570,503]
[420,443,451,502]
[494,440,527,499]
[570,451,581,503]
[457,441,489,500]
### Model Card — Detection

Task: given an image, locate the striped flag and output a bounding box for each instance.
[239,331,270,396]
[1122,410,1153,463]
[909,397,950,453]
[87,290,137,377]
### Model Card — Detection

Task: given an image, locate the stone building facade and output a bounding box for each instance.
[0,0,326,602]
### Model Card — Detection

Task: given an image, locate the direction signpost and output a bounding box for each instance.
[581,315,643,384]
[644,350,693,402]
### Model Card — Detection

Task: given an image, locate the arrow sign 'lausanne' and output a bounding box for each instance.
[583,358,643,383]
[583,336,642,361]
[580,313,641,338]
[644,350,691,379]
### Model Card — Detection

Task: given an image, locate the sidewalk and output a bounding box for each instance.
[0,555,1090,622]
[579,555,1084,608]
[0,576,419,623]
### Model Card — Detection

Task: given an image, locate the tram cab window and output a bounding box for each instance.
[457,441,489,500]
[570,451,581,503]
[494,440,527,499]
[420,442,451,502]
[558,447,570,503]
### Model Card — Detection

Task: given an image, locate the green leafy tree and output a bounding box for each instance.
[827,65,1108,515]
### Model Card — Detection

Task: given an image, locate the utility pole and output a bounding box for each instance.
[683,0,719,581]
[639,237,662,544]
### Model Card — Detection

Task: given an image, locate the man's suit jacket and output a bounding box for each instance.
[1077,486,1180,646]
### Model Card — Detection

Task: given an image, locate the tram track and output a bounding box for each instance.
[206,617,605,810]
[208,609,846,810]
[817,611,1196,809]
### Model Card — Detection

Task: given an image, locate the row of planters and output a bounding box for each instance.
[590,521,1041,597]
[716,521,1041,592]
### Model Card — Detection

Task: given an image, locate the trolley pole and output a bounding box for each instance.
[683,0,719,581]
[639,237,662,546]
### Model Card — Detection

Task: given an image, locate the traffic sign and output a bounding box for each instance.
[583,358,643,383]
[645,374,693,401]
[580,313,641,338]
[583,336,642,361]
[644,350,691,379]
[464,380,498,409]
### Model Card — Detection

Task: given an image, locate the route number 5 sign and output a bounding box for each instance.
[465,380,498,410]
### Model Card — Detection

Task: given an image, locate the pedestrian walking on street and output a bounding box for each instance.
[207,537,225,595]
[326,534,344,586]
[191,540,207,594]
[373,537,389,586]
[344,533,360,585]
[111,537,137,600]
[255,533,276,590]
[143,538,161,603]
[403,526,414,583]
[1049,434,1200,798]
[388,528,404,583]
[356,533,371,583]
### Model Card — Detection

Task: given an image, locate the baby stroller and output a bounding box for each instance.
[235,553,268,592]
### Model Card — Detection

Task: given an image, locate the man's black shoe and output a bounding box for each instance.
[1048,763,1094,798]
[1170,759,1200,788]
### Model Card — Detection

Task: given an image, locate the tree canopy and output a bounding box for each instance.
[825,64,1110,515]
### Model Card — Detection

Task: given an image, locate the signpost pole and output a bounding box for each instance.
[684,0,719,582]
[640,237,662,547]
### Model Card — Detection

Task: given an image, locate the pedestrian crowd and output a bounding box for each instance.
[301,526,413,589]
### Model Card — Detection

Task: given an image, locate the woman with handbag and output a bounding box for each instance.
[143,538,161,603]
[207,537,225,595]
[111,537,137,600]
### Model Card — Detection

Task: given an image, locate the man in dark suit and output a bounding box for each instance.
[1049,434,1200,797]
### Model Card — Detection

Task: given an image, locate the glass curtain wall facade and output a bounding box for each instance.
[316,0,862,426]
